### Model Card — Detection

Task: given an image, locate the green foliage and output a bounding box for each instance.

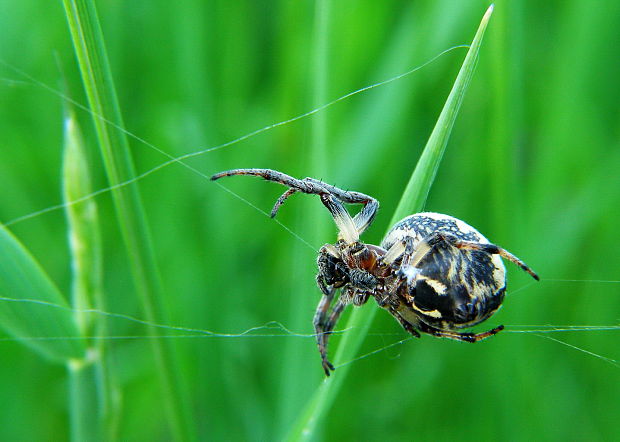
[0,1,619,440]
[0,224,85,361]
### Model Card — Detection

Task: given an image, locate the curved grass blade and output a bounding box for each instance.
[287,5,495,440]
[0,224,85,362]
[62,1,192,439]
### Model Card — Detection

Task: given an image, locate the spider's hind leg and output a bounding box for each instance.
[417,321,504,343]
[431,232,539,281]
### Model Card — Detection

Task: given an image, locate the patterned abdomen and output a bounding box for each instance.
[382,213,507,330]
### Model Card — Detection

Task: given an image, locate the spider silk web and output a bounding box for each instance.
[0,46,618,370]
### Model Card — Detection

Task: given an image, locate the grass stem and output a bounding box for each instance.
[61,1,194,439]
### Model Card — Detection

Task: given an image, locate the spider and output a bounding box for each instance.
[211,168,539,376]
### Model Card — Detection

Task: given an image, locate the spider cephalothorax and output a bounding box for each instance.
[211,168,539,376]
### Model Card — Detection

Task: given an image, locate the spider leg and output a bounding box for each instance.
[417,321,504,342]
[270,188,298,218]
[352,199,378,235]
[320,194,359,243]
[402,236,432,269]
[211,168,379,238]
[306,177,378,236]
[382,237,430,285]
[386,299,501,342]
[317,293,350,376]
[313,281,336,375]
[381,240,407,267]
[383,235,433,271]
[388,308,421,338]
[211,168,310,189]
[430,233,539,281]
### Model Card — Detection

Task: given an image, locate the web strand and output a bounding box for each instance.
[532,334,620,368]
[1,45,469,229]
[0,293,618,370]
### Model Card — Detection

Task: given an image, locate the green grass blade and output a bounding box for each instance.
[62,1,192,440]
[0,224,85,361]
[287,5,494,440]
[63,110,119,442]
[391,5,494,223]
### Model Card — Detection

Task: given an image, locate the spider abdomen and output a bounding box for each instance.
[383,212,507,330]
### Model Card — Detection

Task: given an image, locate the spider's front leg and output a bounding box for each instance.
[313,281,352,376]
[211,168,380,241]
[312,278,336,376]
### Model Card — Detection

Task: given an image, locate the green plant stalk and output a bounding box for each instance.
[61,1,193,440]
[63,113,102,337]
[67,353,100,440]
[287,5,494,440]
[68,353,106,442]
[63,112,119,442]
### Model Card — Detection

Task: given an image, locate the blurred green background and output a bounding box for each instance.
[1,0,619,440]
